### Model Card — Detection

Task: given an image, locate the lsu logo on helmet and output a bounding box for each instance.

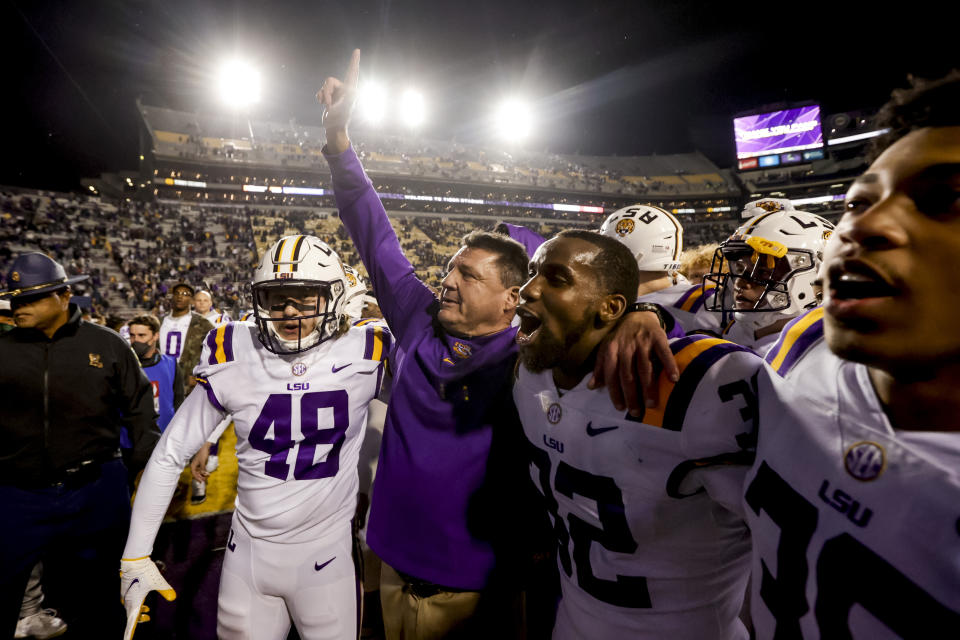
[345,271,358,288]
[756,200,786,213]
[615,219,635,236]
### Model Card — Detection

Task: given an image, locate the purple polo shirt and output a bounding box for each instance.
[326,146,520,590]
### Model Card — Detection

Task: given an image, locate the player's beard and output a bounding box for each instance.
[519,319,589,374]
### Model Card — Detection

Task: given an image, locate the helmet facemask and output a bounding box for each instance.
[251,280,345,354]
[704,236,818,326]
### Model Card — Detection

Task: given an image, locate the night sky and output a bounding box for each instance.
[1,0,954,191]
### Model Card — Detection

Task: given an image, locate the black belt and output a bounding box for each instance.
[13,451,122,490]
[396,569,472,599]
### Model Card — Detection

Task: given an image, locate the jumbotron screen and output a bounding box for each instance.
[733,105,824,160]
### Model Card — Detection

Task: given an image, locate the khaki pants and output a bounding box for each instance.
[380,563,521,640]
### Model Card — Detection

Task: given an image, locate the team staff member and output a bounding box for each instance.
[128,313,185,433]
[0,252,160,638]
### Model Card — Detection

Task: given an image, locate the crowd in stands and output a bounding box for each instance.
[2,184,745,323]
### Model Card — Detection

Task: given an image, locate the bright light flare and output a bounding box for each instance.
[495,99,533,141]
[218,60,261,108]
[400,89,426,128]
[357,83,387,125]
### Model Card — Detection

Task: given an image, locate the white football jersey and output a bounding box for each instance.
[202,309,231,328]
[125,320,392,558]
[720,319,780,356]
[640,276,723,334]
[159,313,193,360]
[747,308,960,638]
[514,335,763,640]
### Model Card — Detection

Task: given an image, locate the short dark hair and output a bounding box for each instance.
[870,70,960,161]
[128,314,161,335]
[556,229,640,301]
[461,229,528,288]
[171,282,194,295]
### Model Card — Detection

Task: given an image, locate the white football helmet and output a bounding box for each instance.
[341,264,367,320]
[251,235,347,353]
[704,209,834,331]
[599,205,683,271]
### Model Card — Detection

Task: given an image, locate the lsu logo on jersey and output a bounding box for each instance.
[615,219,635,236]
[88,353,103,368]
[453,341,472,359]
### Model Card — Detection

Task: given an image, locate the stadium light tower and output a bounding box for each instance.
[357,82,387,125]
[218,60,261,109]
[400,89,426,128]
[495,99,533,142]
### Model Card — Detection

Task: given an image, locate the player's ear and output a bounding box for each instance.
[597,293,628,326]
[503,285,520,313]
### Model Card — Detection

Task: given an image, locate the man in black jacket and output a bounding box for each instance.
[0,252,160,638]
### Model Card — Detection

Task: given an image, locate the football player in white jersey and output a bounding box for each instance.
[158,283,196,360]
[514,229,762,640]
[703,208,834,355]
[599,204,722,333]
[119,235,392,640]
[746,73,960,637]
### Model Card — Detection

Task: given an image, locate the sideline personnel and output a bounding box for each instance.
[0,252,160,638]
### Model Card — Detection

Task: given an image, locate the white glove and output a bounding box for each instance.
[120,557,177,640]
[317,49,360,130]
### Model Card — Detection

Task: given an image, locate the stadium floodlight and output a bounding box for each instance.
[495,99,533,141]
[357,82,387,125]
[218,60,261,108]
[400,89,426,128]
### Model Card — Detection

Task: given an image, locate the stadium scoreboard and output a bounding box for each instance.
[734,105,825,170]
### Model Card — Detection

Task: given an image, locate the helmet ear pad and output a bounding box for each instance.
[251,235,348,354]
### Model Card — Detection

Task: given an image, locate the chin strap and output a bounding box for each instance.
[267,322,322,351]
